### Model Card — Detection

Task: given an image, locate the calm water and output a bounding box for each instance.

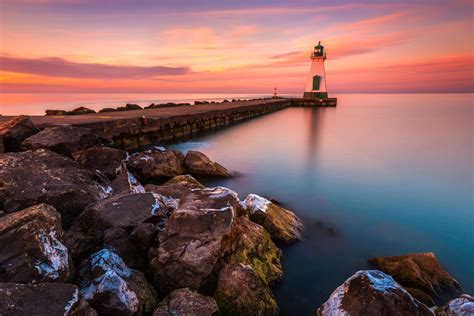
[169,94,474,315]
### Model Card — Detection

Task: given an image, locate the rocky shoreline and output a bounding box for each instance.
[0,115,472,315]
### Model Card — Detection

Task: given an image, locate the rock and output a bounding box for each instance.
[0,149,112,226]
[184,150,233,177]
[65,192,168,262]
[243,194,303,244]
[72,147,128,180]
[369,252,463,306]
[0,135,4,153]
[214,263,278,316]
[130,222,159,254]
[153,288,219,316]
[103,227,146,271]
[127,149,186,182]
[145,174,205,199]
[125,103,142,110]
[111,164,146,195]
[316,270,433,316]
[0,282,97,316]
[70,107,96,115]
[79,249,158,315]
[194,101,209,105]
[45,109,68,116]
[148,187,242,293]
[0,115,39,152]
[22,124,101,157]
[434,294,474,315]
[98,107,117,113]
[0,204,73,284]
[225,217,282,285]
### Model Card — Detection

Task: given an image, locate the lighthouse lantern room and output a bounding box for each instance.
[304,41,329,100]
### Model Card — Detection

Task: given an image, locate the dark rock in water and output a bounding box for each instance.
[184,150,233,177]
[316,270,433,316]
[72,146,127,180]
[22,124,101,157]
[0,204,73,284]
[111,164,146,195]
[369,252,463,306]
[433,294,474,315]
[214,263,278,316]
[153,288,219,316]
[70,107,96,115]
[79,249,158,315]
[0,115,39,152]
[99,107,117,113]
[45,109,68,116]
[145,174,205,199]
[148,187,242,293]
[0,282,97,316]
[0,149,112,226]
[127,149,186,182]
[125,103,142,110]
[243,194,303,244]
[65,192,168,262]
[225,217,282,285]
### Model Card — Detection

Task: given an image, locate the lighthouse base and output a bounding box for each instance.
[303,92,328,99]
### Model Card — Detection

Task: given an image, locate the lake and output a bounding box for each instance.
[169,94,473,315]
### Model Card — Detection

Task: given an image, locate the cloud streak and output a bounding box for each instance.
[0,56,190,79]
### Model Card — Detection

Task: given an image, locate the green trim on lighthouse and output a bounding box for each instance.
[312,75,321,90]
[313,41,324,57]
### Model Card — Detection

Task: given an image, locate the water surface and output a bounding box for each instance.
[170,94,474,315]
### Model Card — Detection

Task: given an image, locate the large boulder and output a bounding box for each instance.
[0,204,73,284]
[111,164,146,195]
[434,294,474,315]
[148,187,242,294]
[22,124,101,156]
[145,174,205,199]
[214,263,278,316]
[127,149,186,182]
[72,147,128,179]
[0,282,97,316]
[79,249,158,315]
[70,107,96,115]
[225,217,282,285]
[65,192,168,264]
[369,252,463,306]
[316,270,433,315]
[153,288,219,316]
[0,149,112,226]
[184,150,232,177]
[243,194,303,244]
[0,115,39,152]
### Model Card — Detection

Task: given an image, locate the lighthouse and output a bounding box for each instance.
[303,41,328,99]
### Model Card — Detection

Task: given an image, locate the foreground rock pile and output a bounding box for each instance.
[0,115,471,316]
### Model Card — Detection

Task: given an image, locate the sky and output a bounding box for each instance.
[0,0,472,94]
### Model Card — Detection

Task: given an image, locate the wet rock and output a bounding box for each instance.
[225,217,282,285]
[72,147,128,180]
[0,149,112,226]
[0,282,97,316]
[316,270,433,316]
[65,192,167,263]
[127,149,186,182]
[434,294,474,315]
[145,174,205,199]
[22,124,101,156]
[45,109,68,116]
[214,263,278,316]
[184,150,233,177]
[125,103,142,110]
[79,249,158,315]
[153,288,219,316]
[111,164,146,195]
[369,252,463,306]
[148,187,241,293]
[70,107,96,115]
[243,194,303,244]
[0,115,39,152]
[0,204,72,284]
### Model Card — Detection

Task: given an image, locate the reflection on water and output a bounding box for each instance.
[171,94,474,315]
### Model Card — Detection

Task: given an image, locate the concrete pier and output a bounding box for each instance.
[0,98,335,150]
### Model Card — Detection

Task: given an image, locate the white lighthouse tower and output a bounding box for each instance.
[303,41,328,99]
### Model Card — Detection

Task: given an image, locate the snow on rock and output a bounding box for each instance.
[34,229,70,281]
[243,194,270,213]
[434,294,474,315]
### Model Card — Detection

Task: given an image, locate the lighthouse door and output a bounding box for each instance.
[312,75,321,90]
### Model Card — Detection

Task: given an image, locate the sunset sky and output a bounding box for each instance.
[0,0,472,94]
